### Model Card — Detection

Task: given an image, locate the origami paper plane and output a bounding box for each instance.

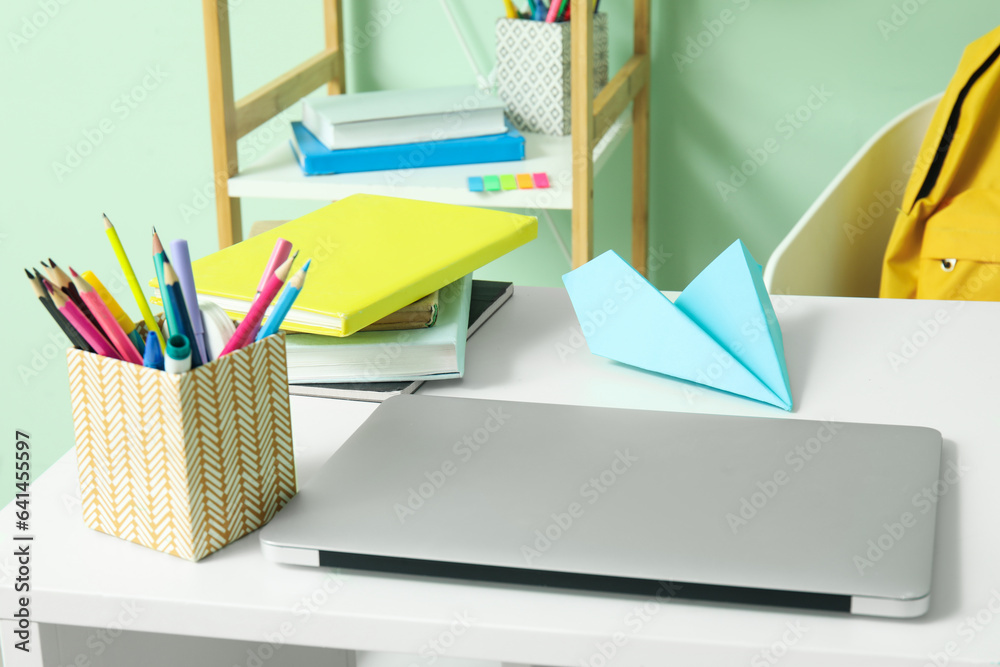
[562,240,793,410]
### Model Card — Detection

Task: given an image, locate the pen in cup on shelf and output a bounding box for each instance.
[104,213,165,351]
[255,259,311,341]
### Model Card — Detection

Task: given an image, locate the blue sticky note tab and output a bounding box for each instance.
[674,240,792,410]
[468,176,484,192]
[562,249,790,410]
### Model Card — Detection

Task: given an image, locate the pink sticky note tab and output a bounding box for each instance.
[532,172,550,189]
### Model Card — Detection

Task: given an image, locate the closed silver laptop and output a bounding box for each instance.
[260,395,942,617]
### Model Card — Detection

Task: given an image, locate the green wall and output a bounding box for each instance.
[1,0,997,496]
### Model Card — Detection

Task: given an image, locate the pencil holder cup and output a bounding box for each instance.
[66,332,296,562]
[495,13,609,136]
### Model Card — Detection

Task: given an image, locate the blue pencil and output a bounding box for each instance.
[255,260,311,341]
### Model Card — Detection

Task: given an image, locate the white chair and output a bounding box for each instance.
[763,93,942,297]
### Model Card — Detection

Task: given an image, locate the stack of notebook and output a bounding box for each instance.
[152,195,536,398]
[292,85,526,175]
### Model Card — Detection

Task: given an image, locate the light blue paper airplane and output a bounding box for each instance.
[562,240,793,410]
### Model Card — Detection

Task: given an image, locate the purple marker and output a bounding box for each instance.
[168,239,208,365]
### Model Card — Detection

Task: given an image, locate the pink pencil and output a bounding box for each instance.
[70,269,144,364]
[249,238,292,339]
[50,288,122,360]
[220,251,298,356]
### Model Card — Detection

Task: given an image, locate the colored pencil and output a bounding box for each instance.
[162,260,203,368]
[82,270,145,355]
[503,0,519,18]
[26,269,93,352]
[255,260,310,341]
[249,238,292,340]
[104,214,165,351]
[43,258,102,331]
[152,227,172,335]
[70,269,144,364]
[168,239,207,365]
[50,288,122,360]
[220,252,297,356]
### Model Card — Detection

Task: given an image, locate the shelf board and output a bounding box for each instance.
[228,113,632,210]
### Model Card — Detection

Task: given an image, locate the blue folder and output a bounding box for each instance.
[289,121,526,176]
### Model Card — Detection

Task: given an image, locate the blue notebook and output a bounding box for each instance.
[289,121,525,176]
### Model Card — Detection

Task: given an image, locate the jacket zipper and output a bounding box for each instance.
[911,40,1000,208]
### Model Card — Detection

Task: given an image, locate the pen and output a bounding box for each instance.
[168,239,207,365]
[164,334,191,374]
[143,332,165,370]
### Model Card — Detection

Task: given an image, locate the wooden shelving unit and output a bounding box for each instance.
[202,0,651,272]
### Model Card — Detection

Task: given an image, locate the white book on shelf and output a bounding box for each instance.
[301,85,508,150]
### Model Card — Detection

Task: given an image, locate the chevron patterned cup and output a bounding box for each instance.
[495,14,609,136]
[66,332,297,561]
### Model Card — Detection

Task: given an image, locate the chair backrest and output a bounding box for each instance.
[763,94,942,297]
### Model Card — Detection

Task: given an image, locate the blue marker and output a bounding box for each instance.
[256,260,311,341]
[533,0,548,20]
[143,331,165,370]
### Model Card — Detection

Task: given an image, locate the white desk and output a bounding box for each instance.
[3,287,1000,666]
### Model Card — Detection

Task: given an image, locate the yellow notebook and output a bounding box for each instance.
[163,194,536,336]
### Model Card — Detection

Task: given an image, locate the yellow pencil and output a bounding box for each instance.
[504,0,519,18]
[103,214,165,351]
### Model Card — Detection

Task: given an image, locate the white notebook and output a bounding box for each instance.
[301,86,508,150]
[285,275,472,383]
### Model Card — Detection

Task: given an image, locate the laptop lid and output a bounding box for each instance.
[260,395,942,618]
